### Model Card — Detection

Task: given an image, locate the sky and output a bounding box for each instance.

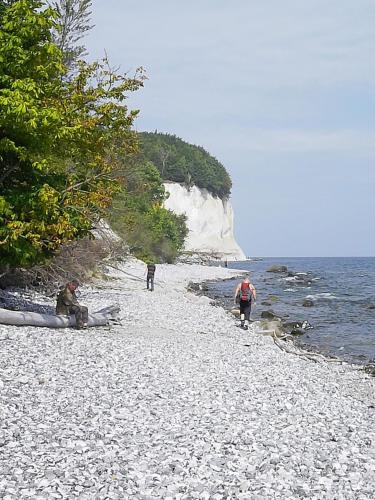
[86,0,375,257]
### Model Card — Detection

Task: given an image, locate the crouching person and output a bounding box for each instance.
[56,279,89,329]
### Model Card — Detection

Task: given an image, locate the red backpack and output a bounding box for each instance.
[240,282,253,302]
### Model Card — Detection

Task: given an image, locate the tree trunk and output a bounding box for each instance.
[0,304,119,328]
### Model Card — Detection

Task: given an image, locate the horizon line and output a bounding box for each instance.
[244,256,375,259]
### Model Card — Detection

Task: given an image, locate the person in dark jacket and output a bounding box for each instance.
[234,275,256,330]
[56,279,89,329]
[146,262,156,291]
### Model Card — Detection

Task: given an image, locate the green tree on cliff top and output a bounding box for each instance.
[139,132,232,199]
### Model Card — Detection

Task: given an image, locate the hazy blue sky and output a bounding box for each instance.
[87,0,375,256]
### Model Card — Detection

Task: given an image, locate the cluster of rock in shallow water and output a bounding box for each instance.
[0,259,374,499]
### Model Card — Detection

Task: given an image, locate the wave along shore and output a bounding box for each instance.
[0,259,374,498]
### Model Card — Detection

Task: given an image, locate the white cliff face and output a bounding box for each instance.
[164,182,246,260]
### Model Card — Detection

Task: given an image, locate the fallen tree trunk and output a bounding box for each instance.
[0,304,120,329]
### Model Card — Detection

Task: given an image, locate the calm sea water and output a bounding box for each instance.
[207,257,375,365]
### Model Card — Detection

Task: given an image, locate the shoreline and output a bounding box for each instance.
[200,276,375,372]
[0,258,374,498]
[201,260,375,372]
[197,276,375,376]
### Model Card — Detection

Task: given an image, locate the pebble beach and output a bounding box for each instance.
[0,259,374,499]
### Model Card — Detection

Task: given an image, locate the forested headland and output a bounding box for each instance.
[109,133,232,262]
[138,132,232,199]
[0,0,232,286]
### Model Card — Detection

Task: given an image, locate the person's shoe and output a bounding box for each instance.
[243,325,249,330]
[240,322,245,329]
[82,323,88,329]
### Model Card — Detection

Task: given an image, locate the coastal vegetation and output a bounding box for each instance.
[0,0,186,275]
[109,130,234,261]
[108,160,188,263]
[0,0,231,278]
[0,0,144,270]
[138,132,232,199]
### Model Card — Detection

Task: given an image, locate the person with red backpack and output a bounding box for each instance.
[234,275,257,330]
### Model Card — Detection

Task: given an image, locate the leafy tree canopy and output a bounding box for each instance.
[138,132,232,199]
[109,159,187,263]
[0,0,144,268]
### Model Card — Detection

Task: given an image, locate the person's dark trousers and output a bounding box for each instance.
[147,275,154,291]
[239,300,251,326]
[69,305,89,328]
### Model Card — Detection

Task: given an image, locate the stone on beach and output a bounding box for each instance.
[230,308,240,317]
[0,258,374,498]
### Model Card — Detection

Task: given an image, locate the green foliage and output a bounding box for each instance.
[139,132,232,199]
[0,0,143,268]
[109,162,187,263]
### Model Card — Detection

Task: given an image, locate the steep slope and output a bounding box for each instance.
[164,183,245,260]
[139,132,246,260]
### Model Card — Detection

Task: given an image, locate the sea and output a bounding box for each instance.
[206,257,375,366]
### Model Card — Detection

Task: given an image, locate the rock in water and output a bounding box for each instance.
[266,265,288,273]
[290,328,305,336]
[261,310,279,319]
[303,299,314,307]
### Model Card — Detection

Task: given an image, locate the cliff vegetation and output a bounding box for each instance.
[0,0,144,269]
[0,0,188,277]
[109,160,188,263]
[0,1,233,279]
[138,132,232,199]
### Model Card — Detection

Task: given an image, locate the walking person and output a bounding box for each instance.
[146,262,156,291]
[234,274,256,330]
[56,279,89,329]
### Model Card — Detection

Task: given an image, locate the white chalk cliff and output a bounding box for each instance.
[164,182,246,260]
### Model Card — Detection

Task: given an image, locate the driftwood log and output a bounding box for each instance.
[0,304,120,328]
